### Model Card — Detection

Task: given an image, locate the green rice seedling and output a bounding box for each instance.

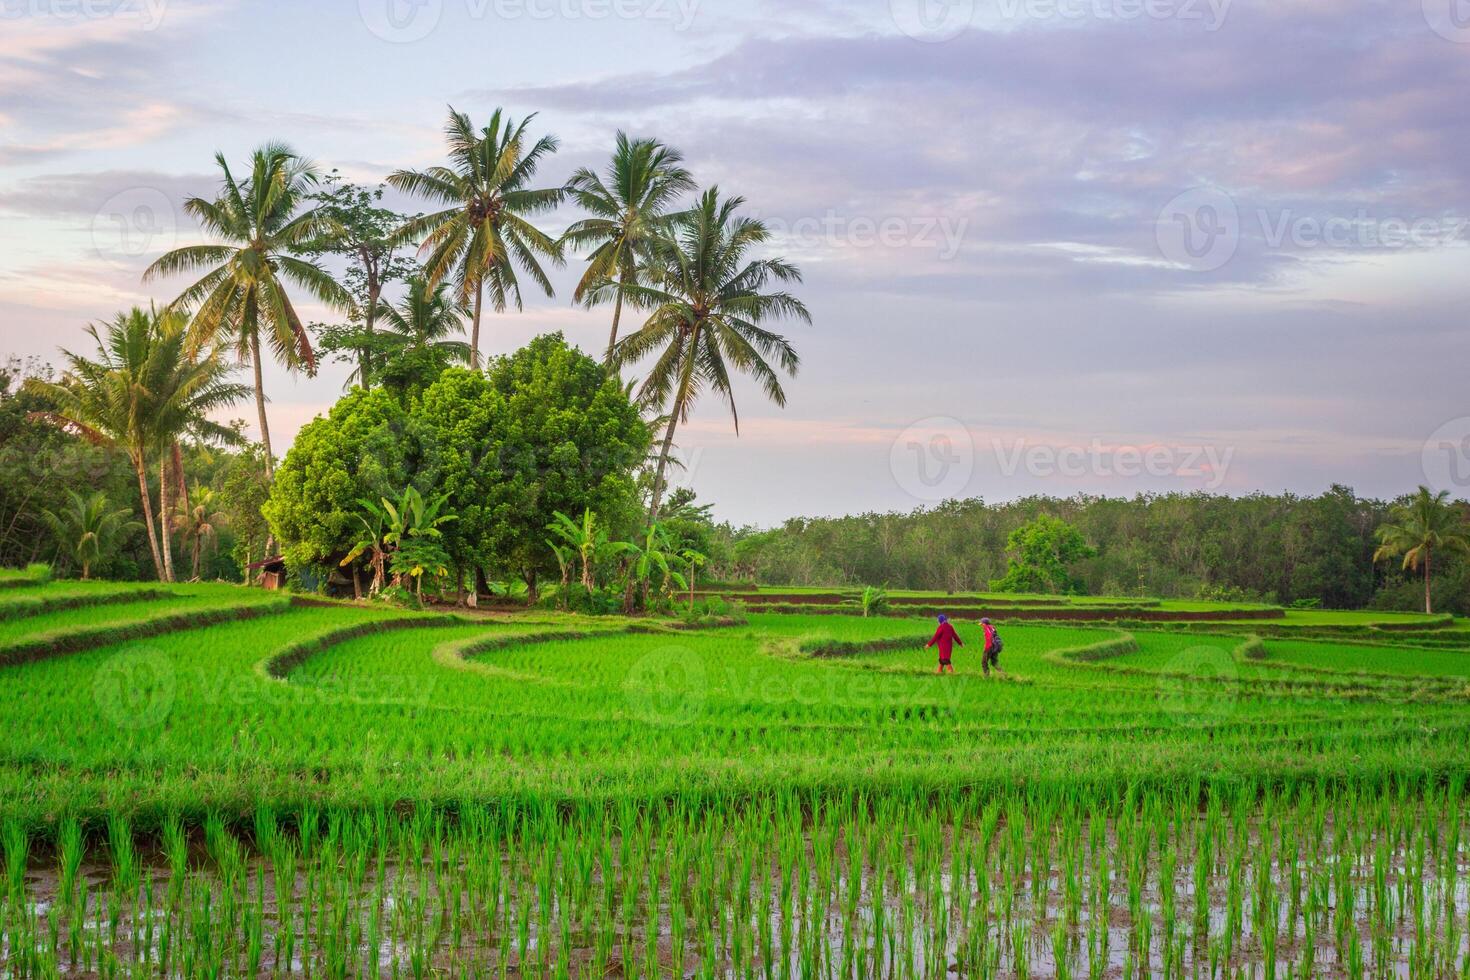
[3,817,28,899]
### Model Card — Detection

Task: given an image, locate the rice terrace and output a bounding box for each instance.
[0,570,1467,977]
[4,2,1470,979]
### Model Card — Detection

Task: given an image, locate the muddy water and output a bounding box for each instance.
[3,816,1467,978]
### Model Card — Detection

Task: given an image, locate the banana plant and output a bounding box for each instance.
[547,508,608,591]
[679,547,708,614]
[344,487,456,595]
[341,502,390,596]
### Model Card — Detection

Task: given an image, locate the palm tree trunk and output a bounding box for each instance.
[250,331,274,477]
[191,537,202,582]
[159,458,176,583]
[605,286,624,367]
[134,458,166,582]
[363,256,381,384]
[1424,549,1432,615]
[470,281,483,369]
[648,409,682,526]
[648,329,696,526]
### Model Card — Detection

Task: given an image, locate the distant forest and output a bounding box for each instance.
[717,489,1470,613]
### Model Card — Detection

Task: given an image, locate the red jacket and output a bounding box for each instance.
[926,621,962,658]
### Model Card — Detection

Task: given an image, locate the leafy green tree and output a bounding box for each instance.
[262,387,412,573]
[612,188,808,523]
[0,358,134,572]
[561,133,694,363]
[1373,486,1470,614]
[303,173,420,384]
[215,442,272,585]
[146,144,352,472]
[41,490,140,580]
[27,308,247,581]
[990,514,1096,595]
[413,367,500,600]
[389,107,564,366]
[477,334,648,596]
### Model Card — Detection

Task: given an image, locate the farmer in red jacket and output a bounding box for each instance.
[926,614,963,674]
[980,617,1001,676]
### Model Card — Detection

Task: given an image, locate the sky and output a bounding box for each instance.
[2,0,1468,526]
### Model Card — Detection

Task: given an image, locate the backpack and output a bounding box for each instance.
[988,628,1003,654]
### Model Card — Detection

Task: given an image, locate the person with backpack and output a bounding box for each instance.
[925,613,963,674]
[981,617,1003,676]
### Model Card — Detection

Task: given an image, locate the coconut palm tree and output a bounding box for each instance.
[145,143,352,474]
[41,490,140,580]
[561,133,694,364]
[173,483,225,581]
[612,188,809,524]
[388,107,564,366]
[375,275,472,364]
[1373,486,1470,614]
[27,308,247,581]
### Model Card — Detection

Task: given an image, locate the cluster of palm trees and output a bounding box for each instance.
[29,309,245,582]
[140,106,809,525]
[29,105,808,583]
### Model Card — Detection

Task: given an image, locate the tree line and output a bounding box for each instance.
[714,488,1470,614]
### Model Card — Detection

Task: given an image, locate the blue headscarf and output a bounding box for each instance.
[937,614,948,624]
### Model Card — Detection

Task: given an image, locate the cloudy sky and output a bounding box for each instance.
[2,0,1468,525]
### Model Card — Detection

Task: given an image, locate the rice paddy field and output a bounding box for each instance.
[1,578,1468,977]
